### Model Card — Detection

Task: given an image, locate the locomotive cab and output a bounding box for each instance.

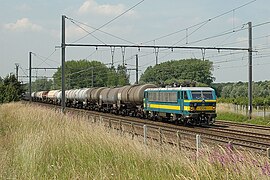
[183,88,217,125]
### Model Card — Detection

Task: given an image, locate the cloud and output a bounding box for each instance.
[227,17,241,25]
[78,0,135,16]
[16,4,31,12]
[49,26,85,40]
[66,26,86,39]
[235,37,248,47]
[4,18,43,32]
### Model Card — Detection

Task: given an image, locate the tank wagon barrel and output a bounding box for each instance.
[129,84,157,105]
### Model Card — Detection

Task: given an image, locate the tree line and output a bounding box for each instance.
[4,58,269,107]
[52,60,129,89]
[212,81,270,106]
[140,58,214,86]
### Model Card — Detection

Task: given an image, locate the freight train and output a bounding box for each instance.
[30,84,217,126]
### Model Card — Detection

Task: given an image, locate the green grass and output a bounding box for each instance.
[217,112,270,126]
[0,102,269,179]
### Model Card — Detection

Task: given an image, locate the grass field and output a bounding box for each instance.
[217,103,270,126]
[0,102,269,179]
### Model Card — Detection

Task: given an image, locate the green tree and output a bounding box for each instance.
[116,65,129,86]
[0,74,24,103]
[107,66,118,87]
[213,81,270,106]
[52,60,129,89]
[139,59,215,85]
[0,83,4,103]
[32,78,53,91]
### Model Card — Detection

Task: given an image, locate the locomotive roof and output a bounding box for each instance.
[145,87,214,91]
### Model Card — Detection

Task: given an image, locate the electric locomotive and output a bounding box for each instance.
[143,87,217,125]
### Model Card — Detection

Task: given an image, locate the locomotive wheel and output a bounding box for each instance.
[183,118,188,126]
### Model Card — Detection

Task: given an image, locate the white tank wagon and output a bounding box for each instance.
[75,88,97,109]
[55,91,62,105]
[35,91,42,100]
[65,89,74,107]
[98,88,120,113]
[65,89,79,107]
[31,92,37,101]
[80,88,96,101]
[36,91,48,102]
[65,89,73,100]
[71,89,79,102]
[47,90,60,104]
[73,88,87,108]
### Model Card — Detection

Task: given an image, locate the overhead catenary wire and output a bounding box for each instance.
[33,54,55,68]
[34,50,59,68]
[70,0,145,44]
[142,0,257,45]
[125,24,248,63]
[66,17,136,45]
[220,34,270,46]
[61,1,266,82]
[122,2,264,67]
[68,19,107,45]
[19,66,28,76]
[41,0,268,87]
[134,20,270,65]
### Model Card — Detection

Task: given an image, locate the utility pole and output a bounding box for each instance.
[126,55,139,84]
[91,67,94,87]
[110,47,115,67]
[135,54,139,84]
[248,22,253,119]
[29,52,32,102]
[121,47,126,67]
[15,63,19,80]
[61,15,66,113]
[154,48,159,65]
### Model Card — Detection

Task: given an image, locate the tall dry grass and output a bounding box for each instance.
[0,102,269,179]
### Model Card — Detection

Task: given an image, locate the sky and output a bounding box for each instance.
[0,0,270,84]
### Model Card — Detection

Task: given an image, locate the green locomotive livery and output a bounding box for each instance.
[143,87,217,125]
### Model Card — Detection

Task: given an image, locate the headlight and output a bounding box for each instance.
[212,106,216,110]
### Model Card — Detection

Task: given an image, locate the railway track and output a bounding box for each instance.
[24,101,270,154]
[215,120,270,131]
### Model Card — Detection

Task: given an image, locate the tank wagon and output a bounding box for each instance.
[36,91,48,102]
[32,84,217,126]
[47,90,61,104]
[75,88,95,109]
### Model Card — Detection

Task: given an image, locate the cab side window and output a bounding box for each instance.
[183,91,188,100]
[144,92,148,98]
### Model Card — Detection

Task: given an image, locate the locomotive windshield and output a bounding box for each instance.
[191,91,201,99]
[202,91,213,99]
[191,91,213,100]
